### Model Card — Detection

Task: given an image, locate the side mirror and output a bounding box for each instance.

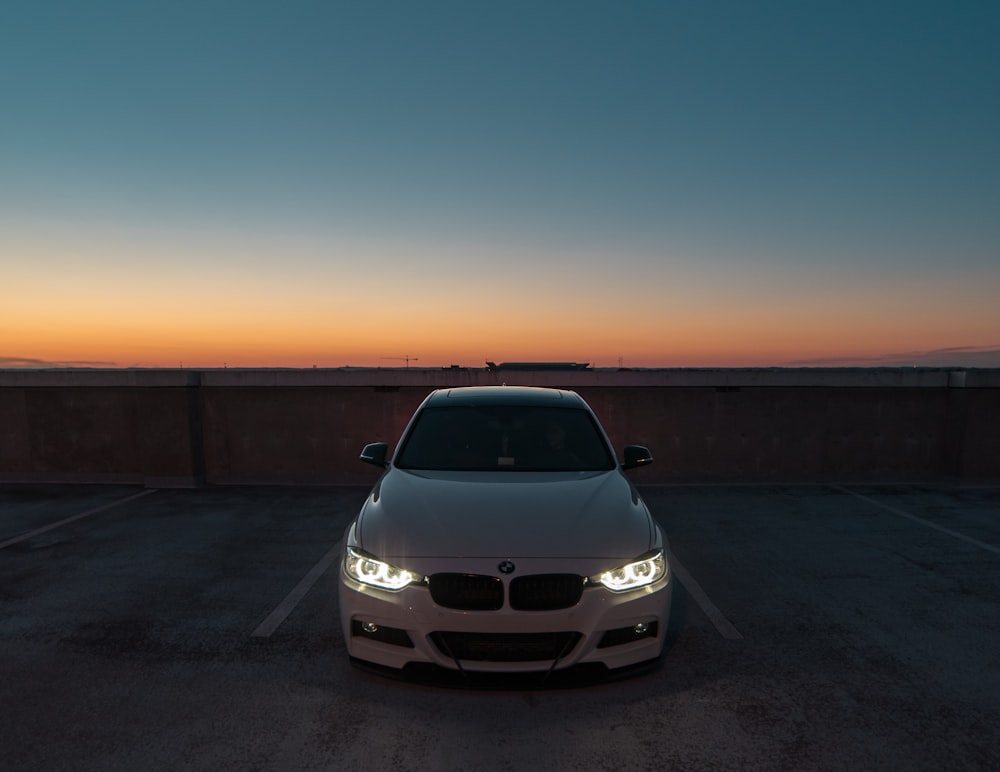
[360,442,389,468]
[622,445,653,470]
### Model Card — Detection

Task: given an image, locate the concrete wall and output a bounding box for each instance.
[1,368,998,486]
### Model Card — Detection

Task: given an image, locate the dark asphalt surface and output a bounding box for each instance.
[1,482,998,771]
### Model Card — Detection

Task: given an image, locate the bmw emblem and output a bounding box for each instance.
[498,560,516,575]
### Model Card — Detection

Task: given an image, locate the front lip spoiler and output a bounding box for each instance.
[348,654,663,690]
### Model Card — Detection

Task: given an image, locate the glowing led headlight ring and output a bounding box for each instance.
[344,546,422,591]
[592,550,667,592]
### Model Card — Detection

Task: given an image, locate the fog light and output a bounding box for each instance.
[351,620,414,648]
[596,621,658,648]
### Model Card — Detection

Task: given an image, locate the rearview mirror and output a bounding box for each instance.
[360,442,389,468]
[622,445,653,470]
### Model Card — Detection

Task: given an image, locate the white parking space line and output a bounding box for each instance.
[835,486,1000,557]
[0,489,158,550]
[251,540,342,638]
[667,549,744,640]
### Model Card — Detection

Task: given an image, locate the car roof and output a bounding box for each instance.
[424,386,587,408]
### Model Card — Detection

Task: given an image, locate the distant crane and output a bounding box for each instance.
[381,355,419,368]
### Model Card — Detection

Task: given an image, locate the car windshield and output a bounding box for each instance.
[395,405,616,472]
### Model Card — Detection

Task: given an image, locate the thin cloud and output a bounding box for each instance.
[785,346,1000,368]
[0,356,119,369]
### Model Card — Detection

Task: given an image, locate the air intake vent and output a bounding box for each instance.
[431,631,582,662]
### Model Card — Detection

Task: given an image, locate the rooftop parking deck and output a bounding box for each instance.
[1,482,998,770]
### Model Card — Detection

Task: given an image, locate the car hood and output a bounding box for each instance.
[357,469,654,560]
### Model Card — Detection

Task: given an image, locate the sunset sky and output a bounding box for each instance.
[2,0,999,369]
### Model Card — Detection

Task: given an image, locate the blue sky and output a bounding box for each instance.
[2,0,998,368]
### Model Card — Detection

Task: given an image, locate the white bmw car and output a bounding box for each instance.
[338,385,672,675]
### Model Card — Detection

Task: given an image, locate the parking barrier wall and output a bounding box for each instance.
[1,368,998,486]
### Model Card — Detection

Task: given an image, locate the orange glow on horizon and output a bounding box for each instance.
[5,236,998,369]
[10,320,998,370]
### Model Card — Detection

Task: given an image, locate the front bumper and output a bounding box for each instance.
[338,561,672,673]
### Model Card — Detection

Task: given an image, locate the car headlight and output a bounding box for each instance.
[591,550,667,592]
[344,546,423,591]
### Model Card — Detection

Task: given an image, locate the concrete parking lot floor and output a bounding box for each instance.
[1,483,998,771]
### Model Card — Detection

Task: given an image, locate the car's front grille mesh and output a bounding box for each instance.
[430,631,582,662]
[428,573,504,610]
[509,574,584,610]
[428,572,586,611]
